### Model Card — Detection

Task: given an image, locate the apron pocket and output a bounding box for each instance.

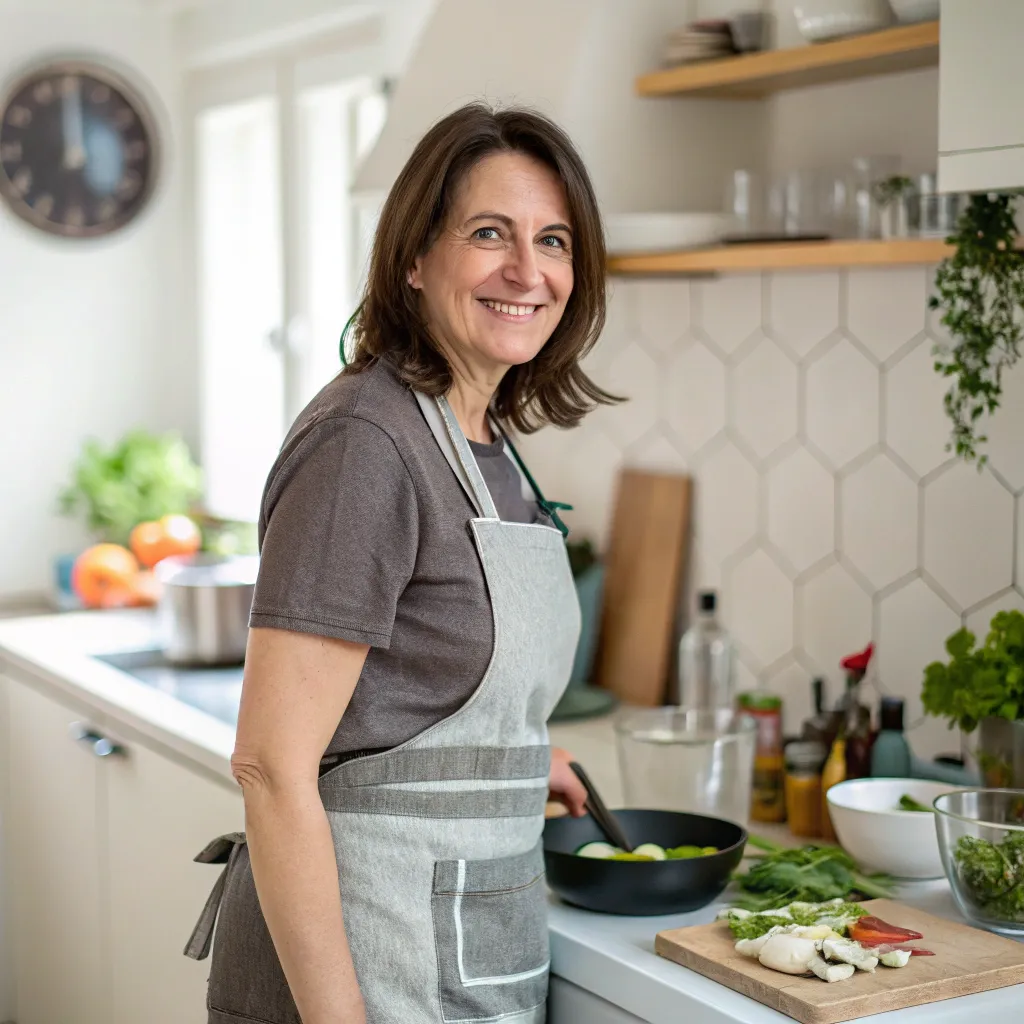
[431,841,549,1022]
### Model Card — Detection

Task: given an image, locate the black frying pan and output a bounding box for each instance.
[543,808,747,916]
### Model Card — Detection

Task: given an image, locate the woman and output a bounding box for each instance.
[186,102,616,1024]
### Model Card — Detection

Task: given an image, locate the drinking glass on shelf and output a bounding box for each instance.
[849,155,901,239]
[911,172,964,237]
[766,170,831,237]
[725,169,764,237]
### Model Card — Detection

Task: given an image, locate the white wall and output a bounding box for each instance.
[0,1,193,599]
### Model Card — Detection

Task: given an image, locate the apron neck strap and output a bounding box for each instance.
[431,395,500,520]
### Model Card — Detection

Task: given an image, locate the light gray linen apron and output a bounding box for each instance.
[185,392,580,1024]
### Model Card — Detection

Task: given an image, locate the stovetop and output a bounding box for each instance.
[96,650,243,727]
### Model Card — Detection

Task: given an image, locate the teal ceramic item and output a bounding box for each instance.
[550,563,616,722]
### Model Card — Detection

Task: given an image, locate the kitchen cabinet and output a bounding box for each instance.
[938,0,1024,193]
[2,672,243,1024]
[6,678,109,1024]
[548,976,646,1023]
[107,726,243,1024]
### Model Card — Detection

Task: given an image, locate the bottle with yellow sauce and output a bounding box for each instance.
[819,736,847,842]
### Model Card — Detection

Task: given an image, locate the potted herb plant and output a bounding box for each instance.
[929,193,1024,465]
[921,609,1024,787]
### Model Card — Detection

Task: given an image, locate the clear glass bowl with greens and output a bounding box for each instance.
[933,788,1024,937]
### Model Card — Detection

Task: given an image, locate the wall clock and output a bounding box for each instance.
[0,58,160,238]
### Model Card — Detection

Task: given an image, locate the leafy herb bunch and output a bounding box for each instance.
[930,193,1024,464]
[732,835,892,912]
[955,830,1024,923]
[922,610,1024,732]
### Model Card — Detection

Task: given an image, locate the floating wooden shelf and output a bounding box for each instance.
[606,238,952,275]
[637,21,939,99]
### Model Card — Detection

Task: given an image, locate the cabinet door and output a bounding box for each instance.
[5,678,110,1024]
[938,0,1024,191]
[106,735,243,1024]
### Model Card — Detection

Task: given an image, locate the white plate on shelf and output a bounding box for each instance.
[604,213,736,254]
[888,0,940,23]
[794,0,893,42]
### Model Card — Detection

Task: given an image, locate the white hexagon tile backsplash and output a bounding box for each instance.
[519,268,1024,757]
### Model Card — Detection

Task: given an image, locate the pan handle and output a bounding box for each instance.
[568,761,633,853]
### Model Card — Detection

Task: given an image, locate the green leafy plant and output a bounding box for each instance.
[954,831,1024,923]
[730,835,892,912]
[871,174,914,208]
[58,430,203,546]
[921,610,1024,733]
[929,193,1024,464]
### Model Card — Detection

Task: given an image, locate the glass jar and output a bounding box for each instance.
[784,740,828,838]
[738,692,786,823]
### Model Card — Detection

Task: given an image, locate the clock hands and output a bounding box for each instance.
[61,76,87,171]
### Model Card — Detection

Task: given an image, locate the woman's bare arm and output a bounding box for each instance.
[231,626,369,1024]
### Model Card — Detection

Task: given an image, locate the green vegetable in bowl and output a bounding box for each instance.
[666,845,718,859]
[954,832,1024,922]
[573,840,719,861]
[575,842,619,859]
[898,795,932,813]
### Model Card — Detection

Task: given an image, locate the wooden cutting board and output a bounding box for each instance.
[593,469,691,707]
[656,899,1024,1024]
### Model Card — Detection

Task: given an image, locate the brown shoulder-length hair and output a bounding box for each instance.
[343,101,618,433]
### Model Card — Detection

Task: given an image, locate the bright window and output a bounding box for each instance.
[193,68,386,523]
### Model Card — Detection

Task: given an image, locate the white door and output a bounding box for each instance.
[5,678,110,1024]
[106,733,243,1024]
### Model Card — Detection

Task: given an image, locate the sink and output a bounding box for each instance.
[96,650,243,727]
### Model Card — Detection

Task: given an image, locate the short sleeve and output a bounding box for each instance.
[249,416,418,647]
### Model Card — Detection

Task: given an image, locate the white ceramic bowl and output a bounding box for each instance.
[888,0,940,24]
[826,778,962,879]
[603,213,736,254]
[793,0,893,43]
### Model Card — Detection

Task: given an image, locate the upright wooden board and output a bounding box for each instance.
[656,899,1024,1024]
[594,469,691,707]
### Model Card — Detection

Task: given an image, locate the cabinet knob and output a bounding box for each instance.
[69,722,127,759]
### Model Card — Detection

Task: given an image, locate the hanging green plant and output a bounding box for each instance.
[929,193,1024,465]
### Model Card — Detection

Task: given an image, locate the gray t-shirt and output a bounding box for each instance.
[250,357,550,757]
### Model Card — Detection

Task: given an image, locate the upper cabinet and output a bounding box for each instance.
[938,0,1024,192]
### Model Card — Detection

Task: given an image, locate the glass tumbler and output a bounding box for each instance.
[614,707,757,827]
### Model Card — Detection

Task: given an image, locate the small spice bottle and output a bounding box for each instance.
[784,741,828,838]
[738,692,786,823]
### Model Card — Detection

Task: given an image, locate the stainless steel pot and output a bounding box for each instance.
[154,554,259,666]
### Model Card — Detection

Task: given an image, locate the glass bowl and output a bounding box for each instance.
[933,788,1024,937]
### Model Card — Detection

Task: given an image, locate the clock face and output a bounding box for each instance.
[0,60,159,238]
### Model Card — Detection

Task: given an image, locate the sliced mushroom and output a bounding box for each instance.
[809,954,857,983]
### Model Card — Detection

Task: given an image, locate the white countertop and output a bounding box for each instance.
[2,610,1021,1023]
[0,609,237,783]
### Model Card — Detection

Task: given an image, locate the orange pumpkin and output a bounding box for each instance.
[129,514,202,568]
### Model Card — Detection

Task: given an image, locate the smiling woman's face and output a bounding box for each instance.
[409,150,574,378]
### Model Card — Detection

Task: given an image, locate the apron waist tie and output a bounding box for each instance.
[184,832,246,961]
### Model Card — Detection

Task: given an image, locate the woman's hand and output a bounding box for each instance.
[548,747,588,817]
